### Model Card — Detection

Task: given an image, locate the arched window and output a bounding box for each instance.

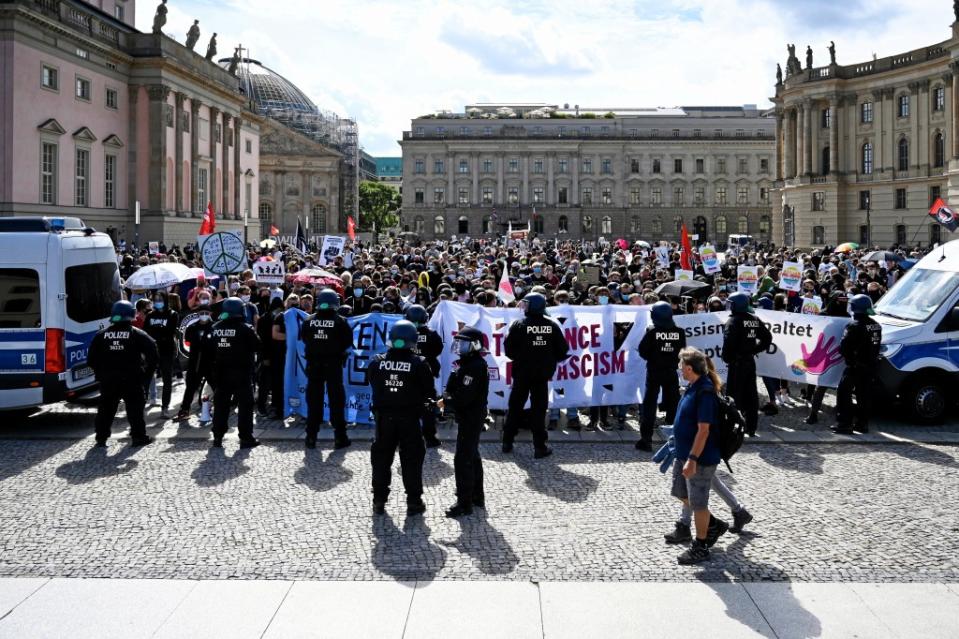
[311,204,327,233]
[715,215,727,237]
[434,215,446,236]
[759,215,770,235]
[601,216,612,234]
[862,142,873,174]
[482,215,492,234]
[738,216,749,234]
[898,137,909,171]
[458,215,469,234]
[414,216,425,235]
[558,215,569,233]
[533,215,544,234]
[582,215,593,233]
[934,132,945,168]
[630,216,640,234]
[673,215,683,235]
[651,216,662,236]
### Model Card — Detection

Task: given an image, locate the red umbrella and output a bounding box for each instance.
[289,268,343,295]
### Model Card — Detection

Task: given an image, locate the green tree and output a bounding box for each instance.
[358,181,401,230]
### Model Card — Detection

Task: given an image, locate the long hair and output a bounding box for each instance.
[679,347,722,394]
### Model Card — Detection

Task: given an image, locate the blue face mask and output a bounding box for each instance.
[154,301,165,310]
[598,296,609,305]
[456,340,473,355]
[354,288,364,297]
[533,267,542,274]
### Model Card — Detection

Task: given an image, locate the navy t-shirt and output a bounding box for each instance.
[673,376,722,466]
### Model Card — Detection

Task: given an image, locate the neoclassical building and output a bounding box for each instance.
[772,17,959,248]
[399,104,776,245]
[0,0,261,245]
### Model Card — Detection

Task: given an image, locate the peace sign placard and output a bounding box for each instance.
[198,232,247,275]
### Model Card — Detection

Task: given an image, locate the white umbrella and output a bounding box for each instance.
[124,263,194,290]
[260,238,277,249]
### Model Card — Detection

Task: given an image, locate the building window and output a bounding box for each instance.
[695,186,705,205]
[504,187,517,205]
[738,158,748,174]
[651,187,663,205]
[414,216,425,234]
[558,215,568,232]
[859,190,871,210]
[582,187,593,206]
[673,186,684,206]
[812,191,825,211]
[898,138,909,171]
[714,216,727,237]
[652,159,661,174]
[716,159,726,174]
[482,159,493,173]
[104,154,116,208]
[759,215,770,235]
[259,202,272,223]
[42,65,58,90]
[892,224,906,245]
[312,204,327,233]
[415,159,425,174]
[821,108,831,129]
[582,215,593,233]
[695,158,704,173]
[533,187,544,204]
[558,158,568,174]
[105,88,118,110]
[534,159,544,174]
[861,102,874,123]
[482,187,493,204]
[245,139,252,154]
[434,159,444,174]
[196,168,208,212]
[893,188,906,209]
[75,76,90,101]
[760,158,769,173]
[75,47,88,60]
[434,215,445,235]
[859,225,869,245]
[460,127,468,136]
[74,148,88,206]
[674,158,683,174]
[931,185,942,206]
[934,86,946,112]
[821,146,831,175]
[458,216,469,234]
[115,4,124,20]
[582,158,593,174]
[898,94,910,118]
[651,217,662,236]
[630,216,640,233]
[458,159,469,174]
[508,158,519,173]
[862,142,873,174]
[715,187,727,205]
[812,226,825,244]
[931,224,942,245]
[935,133,946,168]
[458,187,469,205]
[482,216,492,234]
[759,187,769,204]
[533,215,544,233]
[433,187,445,204]
[629,188,641,205]
[602,187,612,206]
[558,186,568,204]
[483,126,492,136]
[601,159,612,175]
[737,216,749,234]
[601,216,612,234]
[737,186,749,205]
[630,159,640,173]
[40,142,57,204]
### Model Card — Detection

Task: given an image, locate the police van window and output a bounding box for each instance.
[0,269,41,328]
[875,268,959,323]
[65,263,120,323]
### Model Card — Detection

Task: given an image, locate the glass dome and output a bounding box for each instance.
[219,58,317,113]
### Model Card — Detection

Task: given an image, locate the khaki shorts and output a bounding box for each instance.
[670,458,717,511]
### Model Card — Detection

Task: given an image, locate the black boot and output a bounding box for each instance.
[445,502,473,518]
[502,440,514,454]
[334,435,352,449]
[664,521,692,545]
[239,438,261,449]
[305,436,317,449]
[130,436,153,447]
[705,515,729,548]
[372,500,386,515]
[425,435,441,448]
[407,498,426,516]
[635,439,652,452]
[677,539,710,565]
[534,446,553,459]
[730,508,753,533]
[472,495,486,509]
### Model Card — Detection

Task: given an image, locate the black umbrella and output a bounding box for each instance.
[655,279,711,299]
[862,250,903,263]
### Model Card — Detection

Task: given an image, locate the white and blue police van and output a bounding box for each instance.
[875,239,959,423]
[0,217,120,410]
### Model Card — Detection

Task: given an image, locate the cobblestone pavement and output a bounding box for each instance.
[1,434,957,583]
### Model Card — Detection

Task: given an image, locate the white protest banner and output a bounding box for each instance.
[252,260,286,285]
[198,232,247,276]
[319,235,346,265]
[675,269,695,281]
[148,241,159,255]
[700,244,721,274]
[779,261,803,292]
[801,296,823,315]
[654,246,670,269]
[737,265,759,293]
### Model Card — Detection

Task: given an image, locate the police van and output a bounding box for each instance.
[0,217,120,410]
[875,239,959,423]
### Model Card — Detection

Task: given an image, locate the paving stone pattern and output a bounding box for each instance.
[0,437,957,583]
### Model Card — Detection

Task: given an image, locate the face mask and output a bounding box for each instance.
[199,314,211,323]
[598,296,609,305]
[240,295,250,303]
[456,340,474,355]
[154,301,165,310]
[533,267,542,274]
[515,286,524,295]
[354,288,364,297]
[634,280,642,287]
[198,298,211,306]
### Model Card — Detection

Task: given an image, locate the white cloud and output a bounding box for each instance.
[140,0,952,155]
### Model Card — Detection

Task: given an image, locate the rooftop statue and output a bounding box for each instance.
[186,20,200,51]
[151,0,167,35]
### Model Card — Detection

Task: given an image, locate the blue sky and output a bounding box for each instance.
[138,0,950,156]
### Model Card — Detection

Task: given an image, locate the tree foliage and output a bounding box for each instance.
[358,181,401,230]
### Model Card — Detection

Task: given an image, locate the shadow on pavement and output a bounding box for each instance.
[191,447,252,487]
[422,448,454,488]
[294,447,353,493]
[511,449,600,503]
[372,513,446,583]
[884,442,959,469]
[757,445,825,475]
[54,445,140,485]
[440,509,520,576]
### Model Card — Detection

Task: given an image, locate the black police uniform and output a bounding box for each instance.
[722,310,773,436]
[836,315,882,431]
[203,316,261,444]
[87,321,158,443]
[179,318,215,414]
[300,311,353,444]
[502,313,570,452]
[414,324,444,443]
[638,324,687,443]
[368,348,435,505]
[445,350,489,508]
[806,291,850,421]
[143,307,179,410]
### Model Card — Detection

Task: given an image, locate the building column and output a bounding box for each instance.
[275,171,285,230]
[446,152,454,205]
[146,84,170,215]
[908,82,922,170]
[189,98,201,216]
[546,152,555,206]
[775,110,784,180]
[174,92,185,215]
[126,85,140,221]
[471,153,479,205]
[572,151,580,205]
[233,116,242,220]
[221,113,232,218]
[952,64,959,159]
[496,152,504,204]
[302,171,311,235]
[784,108,796,179]
[829,97,839,175]
[803,101,813,176]
[521,154,529,206]
[208,106,219,215]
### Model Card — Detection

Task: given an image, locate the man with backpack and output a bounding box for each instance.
[722,292,773,437]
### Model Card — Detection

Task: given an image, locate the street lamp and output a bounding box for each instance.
[865,191,872,248]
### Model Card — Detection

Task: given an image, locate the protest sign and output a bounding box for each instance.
[700,244,721,274]
[198,232,247,275]
[675,269,695,281]
[737,265,759,293]
[655,246,670,269]
[801,296,823,315]
[252,260,286,285]
[148,241,159,255]
[779,261,803,292]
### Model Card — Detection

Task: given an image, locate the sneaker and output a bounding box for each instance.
[305,436,317,449]
[705,516,729,547]
[634,439,653,452]
[239,439,261,449]
[677,539,710,565]
[664,521,692,545]
[407,498,426,516]
[424,436,441,448]
[730,508,753,533]
[130,436,153,447]
[445,502,473,518]
[372,500,386,515]
[334,436,352,450]
[534,446,553,459]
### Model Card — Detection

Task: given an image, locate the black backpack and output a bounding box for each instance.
[697,390,747,472]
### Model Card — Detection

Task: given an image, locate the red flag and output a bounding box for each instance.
[347,216,356,241]
[269,225,279,236]
[929,197,959,232]
[198,201,216,235]
[680,223,693,270]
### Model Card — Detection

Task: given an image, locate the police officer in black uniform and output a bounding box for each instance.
[722,292,773,437]
[442,326,489,518]
[368,320,435,516]
[804,288,851,424]
[143,290,179,419]
[637,301,686,451]
[300,288,353,450]
[177,308,215,420]
[203,297,261,448]
[834,294,882,434]
[406,304,443,448]
[87,301,159,447]
[502,292,570,458]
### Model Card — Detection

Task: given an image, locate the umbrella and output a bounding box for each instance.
[655,279,710,299]
[862,250,903,263]
[900,259,917,271]
[289,268,343,295]
[259,238,277,249]
[124,263,194,290]
[634,241,652,249]
[833,242,859,253]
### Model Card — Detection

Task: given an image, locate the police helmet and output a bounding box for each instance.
[454,326,485,352]
[110,300,136,323]
[219,297,245,320]
[388,320,418,350]
[649,301,673,327]
[316,289,340,311]
[728,292,753,313]
[523,292,547,316]
[405,304,429,325]
[848,294,875,316]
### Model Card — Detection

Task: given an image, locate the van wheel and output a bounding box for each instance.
[904,378,948,425]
